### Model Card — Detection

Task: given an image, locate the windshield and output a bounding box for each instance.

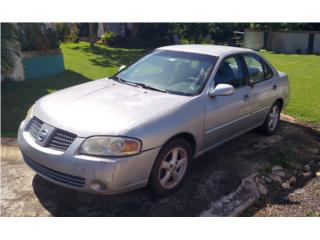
[116,50,218,95]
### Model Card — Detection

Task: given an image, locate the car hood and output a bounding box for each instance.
[34,78,191,137]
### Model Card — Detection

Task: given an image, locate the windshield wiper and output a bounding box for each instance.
[133,83,168,93]
[110,76,167,93]
[110,76,139,87]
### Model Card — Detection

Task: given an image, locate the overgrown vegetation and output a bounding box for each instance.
[264,148,296,173]
[17,23,60,51]
[56,23,79,43]
[100,31,116,44]
[1,23,18,76]
[272,150,296,170]
[66,24,80,43]
[249,23,320,31]
[135,23,248,46]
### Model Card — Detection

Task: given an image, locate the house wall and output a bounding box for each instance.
[270,32,309,53]
[313,33,320,53]
[244,30,264,50]
[244,29,320,54]
[107,23,124,36]
[97,23,104,37]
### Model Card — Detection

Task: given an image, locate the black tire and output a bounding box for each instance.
[259,102,281,135]
[149,138,192,197]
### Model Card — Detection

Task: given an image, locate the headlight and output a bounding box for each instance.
[26,104,34,119]
[79,136,142,157]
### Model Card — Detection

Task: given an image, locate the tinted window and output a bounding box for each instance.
[214,55,246,88]
[244,54,273,83]
[244,54,264,82]
[264,61,273,79]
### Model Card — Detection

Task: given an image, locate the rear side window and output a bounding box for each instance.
[264,61,273,79]
[244,54,273,83]
[214,55,246,88]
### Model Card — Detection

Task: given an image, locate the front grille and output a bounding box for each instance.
[46,129,77,151]
[26,117,43,139]
[23,153,85,188]
[26,117,77,152]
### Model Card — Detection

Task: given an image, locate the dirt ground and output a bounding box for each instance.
[244,176,320,217]
[1,116,319,217]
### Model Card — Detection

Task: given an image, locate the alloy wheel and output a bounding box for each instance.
[268,105,279,131]
[158,147,188,189]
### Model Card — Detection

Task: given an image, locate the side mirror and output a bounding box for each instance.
[208,83,235,97]
[118,65,126,72]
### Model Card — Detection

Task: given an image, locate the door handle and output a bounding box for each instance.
[243,94,250,101]
[272,84,277,90]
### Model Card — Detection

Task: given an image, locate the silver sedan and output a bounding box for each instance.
[18,45,289,196]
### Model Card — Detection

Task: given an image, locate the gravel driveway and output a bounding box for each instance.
[1,117,319,216]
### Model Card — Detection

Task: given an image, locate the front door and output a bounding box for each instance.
[203,55,252,150]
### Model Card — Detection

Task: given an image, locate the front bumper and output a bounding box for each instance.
[17,120,161,195]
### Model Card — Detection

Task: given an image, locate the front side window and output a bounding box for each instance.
[117,50,218,95]
[214,55,246,88]
[244,54,273,83]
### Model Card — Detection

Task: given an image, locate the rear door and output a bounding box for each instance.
[203,55,252,150]
[243,53,278,125]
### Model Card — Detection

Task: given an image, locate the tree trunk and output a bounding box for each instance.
[89,23,95,47]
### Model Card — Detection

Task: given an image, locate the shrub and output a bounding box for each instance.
[65,24,79,43]
[101,31,116,44]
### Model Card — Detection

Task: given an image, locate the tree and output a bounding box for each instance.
[169,23,249,44]
[209,23,249,44]
[137,23,173,47]
[89,23,95,47]
[1,23,18,76]
[170,23,211,43]
[249,23,320,31]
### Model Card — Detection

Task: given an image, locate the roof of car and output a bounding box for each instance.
[157,44,254,57]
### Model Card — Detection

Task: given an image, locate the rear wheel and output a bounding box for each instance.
[149,139,192,197]
[259,102,281,135]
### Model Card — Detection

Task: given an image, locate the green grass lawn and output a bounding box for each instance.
[1,42,319,137]
[260,51,320,123]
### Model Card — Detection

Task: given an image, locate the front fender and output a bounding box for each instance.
[125,96,204,154]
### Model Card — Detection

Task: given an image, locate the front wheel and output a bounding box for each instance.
[259,102,281,135]
[149,139,192,197]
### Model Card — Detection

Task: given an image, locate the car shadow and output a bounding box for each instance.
[32,120,320,216]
